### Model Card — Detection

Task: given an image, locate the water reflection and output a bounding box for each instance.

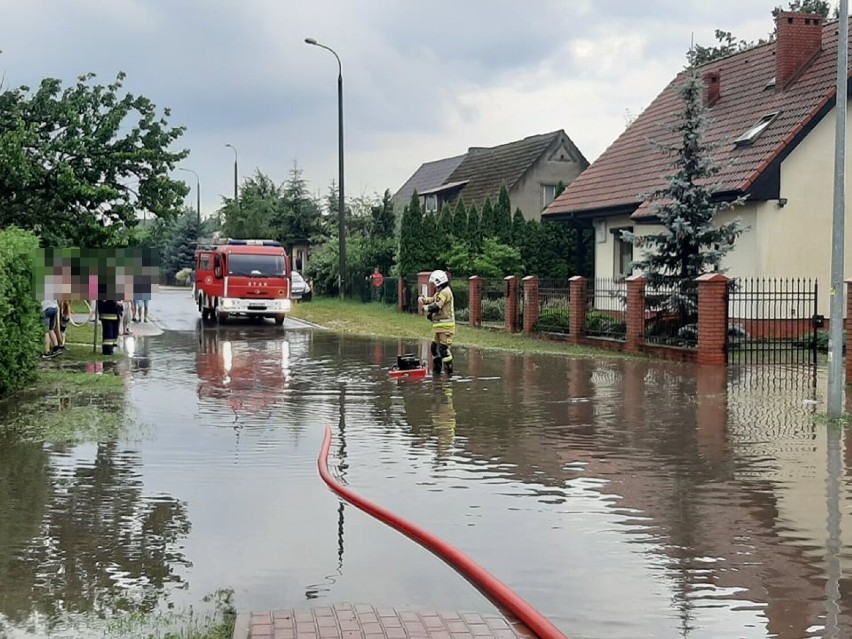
[0,437,190,630]
[195,327,291,420]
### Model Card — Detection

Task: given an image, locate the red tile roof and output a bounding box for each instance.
[544,17,849,219]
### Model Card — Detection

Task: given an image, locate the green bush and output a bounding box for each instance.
[455,307,470,322]
[537,298,571,332]
[585,311,626,336]
[0,228,43,397]
[481,297,505,322]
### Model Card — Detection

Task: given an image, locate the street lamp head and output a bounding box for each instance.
[305,37,318,45]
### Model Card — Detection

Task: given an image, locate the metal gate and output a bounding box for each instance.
[726,278,820,365]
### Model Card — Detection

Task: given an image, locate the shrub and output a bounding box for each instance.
[481,297,505,322]
[175,267,193,285]
[455,307,470,322]
[586,311,626,336]
[537,298,571,332]
[0,228,43,397]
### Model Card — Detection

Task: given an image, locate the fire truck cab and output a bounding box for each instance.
[194,239,291,325]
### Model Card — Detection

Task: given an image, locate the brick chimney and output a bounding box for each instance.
[703,70,721,107]
[775,11,824,89]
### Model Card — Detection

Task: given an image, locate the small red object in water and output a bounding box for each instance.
[388,366,428,381]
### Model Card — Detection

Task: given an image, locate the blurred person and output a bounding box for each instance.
[41,299,60,358]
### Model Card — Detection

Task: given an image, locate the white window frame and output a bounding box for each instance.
[542,184,558,208]
[424,194,438,213]
[612,227,634,281]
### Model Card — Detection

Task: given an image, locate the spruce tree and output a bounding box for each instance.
[421,211,439,270]
[479,197,495,238]
[622,69,745,308]
[398,190,424,276]
[494,185,513,245]
[452,198,468,239]
[438,202,454,240]
[511,207,526,247]
[466,203,482,255]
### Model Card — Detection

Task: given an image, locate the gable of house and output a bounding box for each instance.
[392,154,466,211]
[392,130,589,217]
[544,11,844,222]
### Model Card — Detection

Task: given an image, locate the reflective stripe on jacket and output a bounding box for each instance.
[426,287,455,332]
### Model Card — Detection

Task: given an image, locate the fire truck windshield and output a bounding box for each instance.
[227,254,287,277]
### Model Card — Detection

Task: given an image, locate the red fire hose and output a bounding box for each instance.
[318,425,568,639]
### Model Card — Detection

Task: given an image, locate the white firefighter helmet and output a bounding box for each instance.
[429,270,449,288]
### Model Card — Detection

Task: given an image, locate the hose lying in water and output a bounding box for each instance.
[317,425,568,639]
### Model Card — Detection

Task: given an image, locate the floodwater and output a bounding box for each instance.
[1,289,851,639]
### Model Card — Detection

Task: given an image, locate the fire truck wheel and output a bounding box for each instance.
[215,309,229,324]
[274,314,286,326]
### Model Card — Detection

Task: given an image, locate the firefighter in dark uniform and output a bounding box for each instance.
[97,299,123,355]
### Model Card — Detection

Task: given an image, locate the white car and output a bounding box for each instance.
[290,271,312,301]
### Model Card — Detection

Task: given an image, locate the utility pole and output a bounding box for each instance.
[828,0,848,416]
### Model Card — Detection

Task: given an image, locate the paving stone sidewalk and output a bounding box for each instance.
[235,603,535,639]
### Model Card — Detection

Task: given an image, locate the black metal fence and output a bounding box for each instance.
[644,283,698,348]
[585,278,626,340]
[453,278,470,324]
[400,273,420,314]
[537,280,571,334]
[727,277,819,365]
[481,278,507,328]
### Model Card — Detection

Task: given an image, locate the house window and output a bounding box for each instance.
[734,111,780,147]
[542,184,558,208]
[612,228,633,280]
[424,194,438,213]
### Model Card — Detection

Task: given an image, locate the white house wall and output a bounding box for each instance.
[764,100,852,314]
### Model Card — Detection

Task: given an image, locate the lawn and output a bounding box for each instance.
[289,298,640,359]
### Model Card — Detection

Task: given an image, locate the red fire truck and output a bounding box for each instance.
[194,238,291,324]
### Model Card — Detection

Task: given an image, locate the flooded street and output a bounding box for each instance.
[1,288,851,638]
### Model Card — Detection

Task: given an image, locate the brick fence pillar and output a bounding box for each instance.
[504,275,518,334]
[845,278,852,381]
[697,273,729,366]
[625,275,646,352]
[397,275,405,312]
[469,275,482,328]
[569,276,587,343]
[522,276,539,334]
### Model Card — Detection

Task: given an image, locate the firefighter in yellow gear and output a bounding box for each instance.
[97,299,123,355]
[419,269,455,376]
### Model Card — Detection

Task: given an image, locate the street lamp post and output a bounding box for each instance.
[225,143,239,207]
[305,37,346,300]
[179,167,201,225]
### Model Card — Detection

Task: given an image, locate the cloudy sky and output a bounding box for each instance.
[0,1,812,215]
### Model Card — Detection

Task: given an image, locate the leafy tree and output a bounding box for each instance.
[689,1,833,66]
[511,207,526,246]
[220,170,281,239]
[480,196,495,239]
[494,185,513,245]
[0,72,189,247]
[452,198,468,239]
[466,203,482,255]
[622,70,745,304]
[554,180,566,199]
[444,237,522,278]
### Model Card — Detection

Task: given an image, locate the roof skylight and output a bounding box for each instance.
[734,111,780,147]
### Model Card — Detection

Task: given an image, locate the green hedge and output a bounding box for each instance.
[0,228,43,396]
